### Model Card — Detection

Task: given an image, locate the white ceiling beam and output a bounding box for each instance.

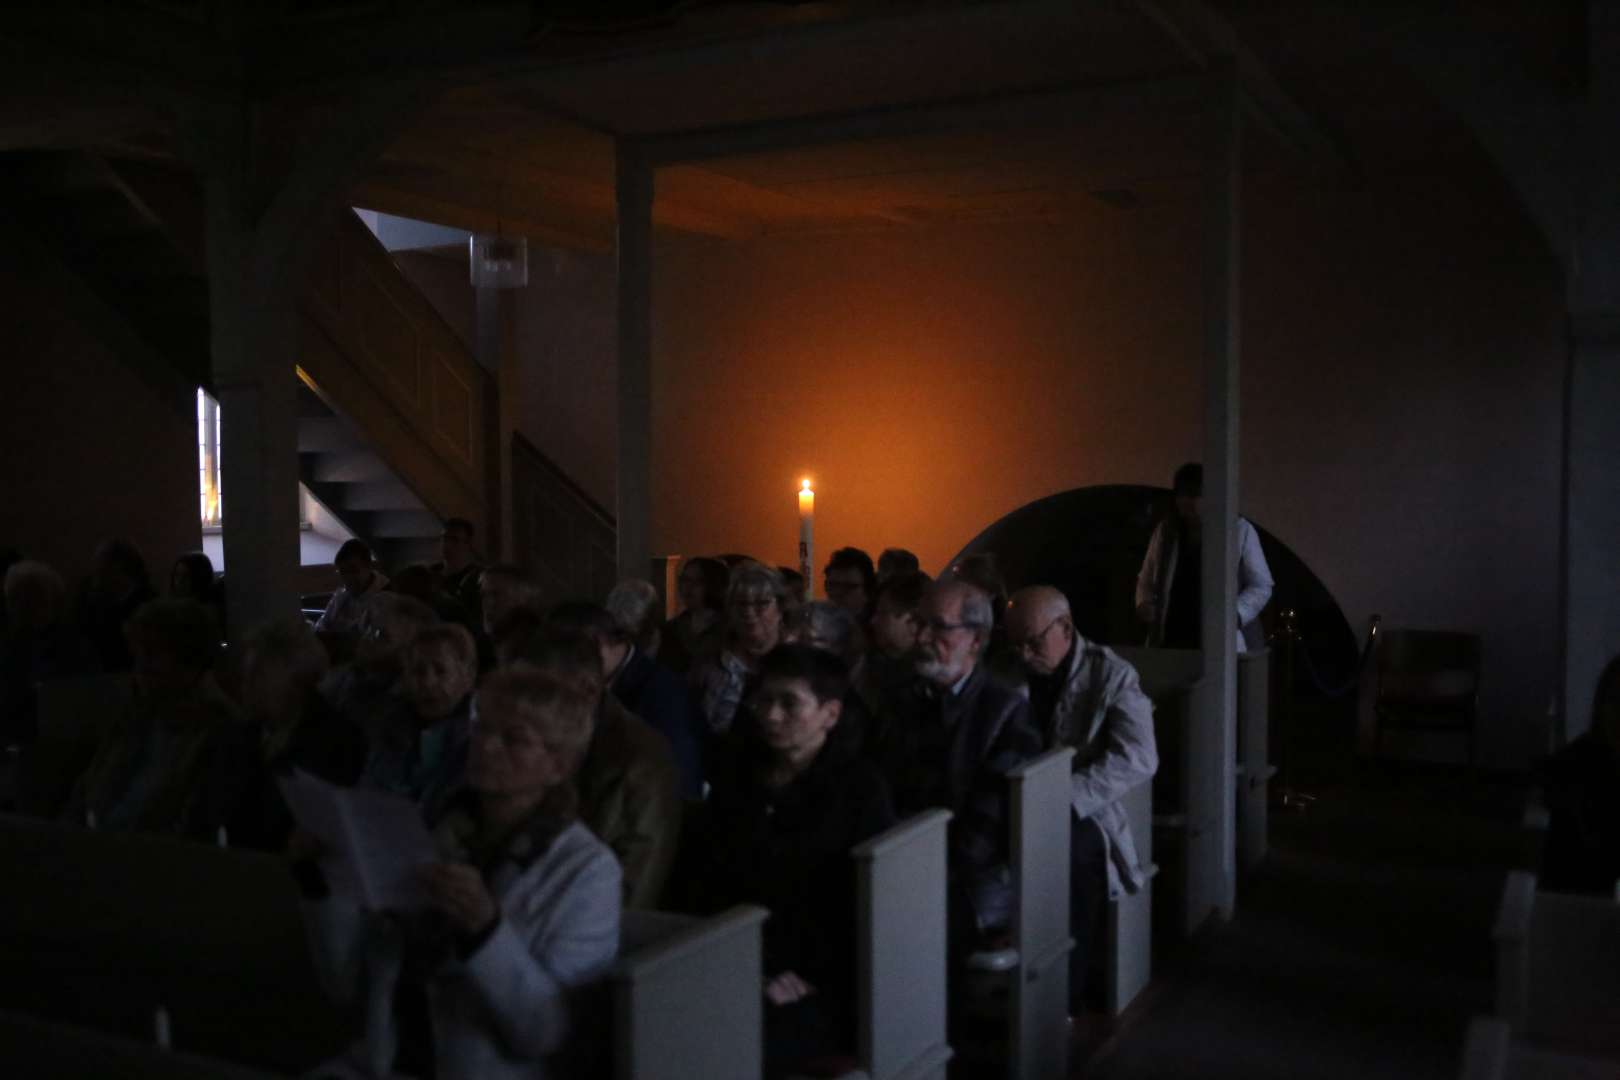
[637,73,1210,168]
[1127,0,1348,172]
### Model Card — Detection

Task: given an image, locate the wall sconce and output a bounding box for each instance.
[469,233,529,289]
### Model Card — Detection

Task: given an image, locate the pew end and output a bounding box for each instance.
[613,905,768,1080]
[850,808,954,1080]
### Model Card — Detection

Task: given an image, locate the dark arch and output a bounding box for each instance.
[947,484,1360,694]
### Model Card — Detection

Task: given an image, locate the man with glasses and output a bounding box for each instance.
[1006,585,1157,1014]
[870,579,1042,949]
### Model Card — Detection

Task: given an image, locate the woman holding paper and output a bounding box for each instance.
[297,669,621,1080]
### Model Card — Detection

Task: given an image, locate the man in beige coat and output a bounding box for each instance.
[1006,585,1158,1012]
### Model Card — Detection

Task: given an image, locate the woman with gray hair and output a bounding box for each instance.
[604,579,663,656]
[691,561,792,738]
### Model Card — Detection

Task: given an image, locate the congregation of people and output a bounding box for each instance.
[2,461,1614,1080]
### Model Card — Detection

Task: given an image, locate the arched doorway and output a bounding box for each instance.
[947,484,1361,695]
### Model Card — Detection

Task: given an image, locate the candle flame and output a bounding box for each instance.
[801,479,812,492]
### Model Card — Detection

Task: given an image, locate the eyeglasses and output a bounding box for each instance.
[824,579,864,595]
[1012,615,1067,656]
[731,598,775,613]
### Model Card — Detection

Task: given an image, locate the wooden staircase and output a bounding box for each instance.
[0,149,493,573]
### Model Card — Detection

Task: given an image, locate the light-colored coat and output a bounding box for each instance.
[1135,516,1274,651]
[1040,641,1159,899]
[303,817,621,1080]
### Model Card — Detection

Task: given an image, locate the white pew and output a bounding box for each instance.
[1236,648,1274,871]
[1493,871,1620,1060]
[0,1007,282,1079]
[614,905,768,1080]
[1102,776,1156,1017]
[1113,646,1215,938]
[845,808,954,1080]
[962,748,1075,1080]
[1459,1016,1616,1080]
[1007,747,1076,1080]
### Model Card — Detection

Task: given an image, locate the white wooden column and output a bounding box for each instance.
[616,142,654,582]
[199,108,306,639]
[1201,59,1242,921]
[1563,320,1620,740]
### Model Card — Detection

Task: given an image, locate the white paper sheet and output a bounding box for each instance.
[278,769,439,910]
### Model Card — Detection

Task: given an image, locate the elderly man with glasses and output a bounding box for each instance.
[869,578,1042,951]
[1005,584,1157,1014]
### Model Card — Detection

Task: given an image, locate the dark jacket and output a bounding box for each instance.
[65,672,252,839]
[0,625,99,745]
[76,583,156,673]
[238,692,368,851]
[612,646,705,800]
[1541,731,1620,895]
[869,663,1042,935]
[673,719,895,1039]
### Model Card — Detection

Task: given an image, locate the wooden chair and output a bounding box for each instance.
[1493,871,1620,1060]
[1372,629,1482,763]
[613,906,768,1080]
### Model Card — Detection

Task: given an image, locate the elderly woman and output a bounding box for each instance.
[363,623,479,819]
[321,593,438,746]
[690,560,791,738]
[299,669,620,1080]
[659,556,728,675]
[236,618,366,850]
[672,644,894,1078]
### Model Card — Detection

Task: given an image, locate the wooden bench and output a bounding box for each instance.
[1493,871,1620,1060]
[614,906,768,1080]
[0,813,346,1072]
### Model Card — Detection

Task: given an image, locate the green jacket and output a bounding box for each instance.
[575,694,683,910]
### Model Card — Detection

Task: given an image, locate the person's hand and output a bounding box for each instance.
[764,971,816,1006]
[286,827,326,864]
[1136,601,1157,625]
[421,862,498,937]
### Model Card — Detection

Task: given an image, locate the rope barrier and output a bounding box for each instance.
[1271,612,1379,701]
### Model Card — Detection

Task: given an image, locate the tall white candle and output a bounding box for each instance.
[797,479,814,601]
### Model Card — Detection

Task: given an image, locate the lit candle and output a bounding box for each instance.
[797,479,814,601]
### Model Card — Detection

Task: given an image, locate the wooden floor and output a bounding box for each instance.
[1077,748,1528,1080]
